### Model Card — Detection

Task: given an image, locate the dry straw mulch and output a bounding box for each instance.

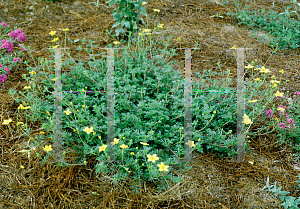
[0,0,300,208]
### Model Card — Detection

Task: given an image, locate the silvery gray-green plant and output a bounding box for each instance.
[228,0,300,50]
[263,175,300,209]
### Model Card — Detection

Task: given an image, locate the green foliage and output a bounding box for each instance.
[8,33,246,193]
[263,174,300,209]
[106,0,152,39]
[227,3,300,50]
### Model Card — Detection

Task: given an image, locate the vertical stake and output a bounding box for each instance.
[52,48,65,165]
[106,48,115,162]
[230,47,252,163]
[183,48,193,163]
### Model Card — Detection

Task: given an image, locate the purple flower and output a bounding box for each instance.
[0,63,2,69]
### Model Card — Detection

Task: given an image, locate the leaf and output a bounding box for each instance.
[111,22,120,29]
[113,12,122,21]
[123,20,131,29]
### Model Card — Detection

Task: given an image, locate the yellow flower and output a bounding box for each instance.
[46,111,50,115]
[130,152,135,156]
[82,105,85,108]
[2,118,12,125]
[185,140,196,148]
[147,33,151,35]
[177,37,181,41]
[77,109,79,112]
[63,28,69,31]
[157,24,164,29]
[120,144,128,149]
[157,162,169,172]
[17,104,25,110]
[24,86,31,90]
[140,142,149,146]
[259,66,271,73]
[153,9,160,13]
[84,161,87,165]
[51,78,57,81]
[138,33,143,36]
[49,31,56,36]
[143,29,151,33]
[275,91,284,97]
[245,64,254,69]
[111,138,119,145]
[230,46,236,49]
[248,160,254,165]
[277,107,285,112]
[243,114,253,124]
[40,131,45,135]
[93,132,96,136]
[98,136,101,139]
[44,145,53,152]
[198,138,201,142]
[255,59,257,62]
[70,102,73,105]
[248,100,258,103]
[123,137,125,139]
[29,71,36,75]
[20,165,25,169]
[270,80,280,84]
[142,2,147,6]
[16,122,24,126]
[82,89,85,92]
[279,69,284,74]
[99,144,107,152]
[52,45,60,49]
[254,78,260,81]
[64,108,71,115]
[83,126,94,134]
[147,154,159,163]
[113,41,120,45]
[51,37,59,43]
[213,111,216,114]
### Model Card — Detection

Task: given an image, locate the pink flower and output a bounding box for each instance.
[13,57,21,63]
[18,44,27,52]
[278,123,287,130]
[0,22,7,27]
[8,30,18,41]
[265,109,274,118]
[17,33,26,42]
[0,39,14,52]
[14,29,23,36]
[3,67,10,74]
